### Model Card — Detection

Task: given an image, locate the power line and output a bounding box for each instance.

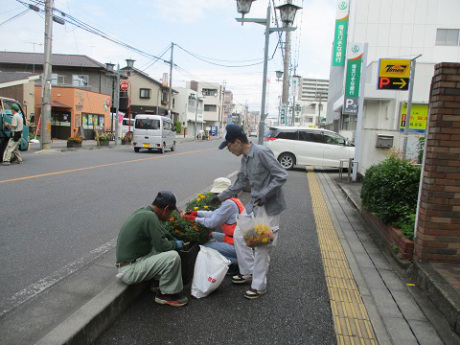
[0,9,29,27]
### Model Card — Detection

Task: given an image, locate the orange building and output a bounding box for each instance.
[34,86,111,140]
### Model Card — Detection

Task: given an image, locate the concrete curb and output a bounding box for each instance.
[413,262,460,336]
[35,281,148,345]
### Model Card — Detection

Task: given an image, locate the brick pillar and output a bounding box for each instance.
[414,63,460,262]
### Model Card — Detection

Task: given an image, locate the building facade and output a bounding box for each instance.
[174,87,204,137]
[326,0,460,175]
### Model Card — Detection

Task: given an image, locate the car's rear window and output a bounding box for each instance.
[276,130,297,140]
[135,119,160,130]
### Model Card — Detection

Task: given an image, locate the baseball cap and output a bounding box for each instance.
[218,124,246,150]
[210,177,231,194]
[153,191,178,211]
[11,104,20,112]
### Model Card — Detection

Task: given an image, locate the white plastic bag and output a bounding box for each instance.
[191,245,230,299]
[242,206,274,247]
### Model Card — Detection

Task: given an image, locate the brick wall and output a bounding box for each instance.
[414,62,460,262]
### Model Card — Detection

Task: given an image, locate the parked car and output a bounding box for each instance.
[132,114,175,153]
[264,126,354,170]
[0,97,29,162]
[249,130,258,137]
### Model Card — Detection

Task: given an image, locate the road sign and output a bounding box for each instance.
[120,81,129,91]
[378,59,411,90]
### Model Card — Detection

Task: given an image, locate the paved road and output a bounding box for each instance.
[0,140,240,310]
[95,168,336,345]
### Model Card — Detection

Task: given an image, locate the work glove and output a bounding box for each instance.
[184,215,196,222]
[210,196,221,206]
[174,239,184,250]
[185,211,198,216]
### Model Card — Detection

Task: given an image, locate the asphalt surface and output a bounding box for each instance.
[95,168,336,345]
[0,140,240,311]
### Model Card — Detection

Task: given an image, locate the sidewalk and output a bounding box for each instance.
[334,173,460,340]
[1,168,459,345]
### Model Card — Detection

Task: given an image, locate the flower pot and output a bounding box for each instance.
[67,141,82,148]
[99,141,109,147]
[179,244,200,284]
[121,141,131,145]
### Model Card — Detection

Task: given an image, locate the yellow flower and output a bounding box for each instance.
[200,195,205,199]
[204,205,209,209]
[194,207,199,210]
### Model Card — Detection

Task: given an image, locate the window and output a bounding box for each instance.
[299,131,324,143]
[135,118,160,130]
[204,104,217,112]
[276,130,297,140]
[52,74,65,85]
[324,133,345,146]
[436,29,460,46]
[202,88,218,96]
[72,75,89,87]
[140,88,151,99]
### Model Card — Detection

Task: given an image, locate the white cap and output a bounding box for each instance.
[210,177,231,194]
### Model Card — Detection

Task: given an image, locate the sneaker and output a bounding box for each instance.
[231,274,252,284]
[244,287,267,299]
[154,292,188,307]
[16,161,23,164]
[0,161,11,166]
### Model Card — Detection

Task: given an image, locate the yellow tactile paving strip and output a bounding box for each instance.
[307,170,378,345]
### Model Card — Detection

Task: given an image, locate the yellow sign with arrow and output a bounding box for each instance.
[378,59,411,90]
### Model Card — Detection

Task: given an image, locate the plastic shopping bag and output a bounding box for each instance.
[242,206,274,247]
[191,245,230,299]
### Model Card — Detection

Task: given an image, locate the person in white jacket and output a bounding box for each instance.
[185,177,244,275]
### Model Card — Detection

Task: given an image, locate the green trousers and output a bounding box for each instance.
[118,251,183,294]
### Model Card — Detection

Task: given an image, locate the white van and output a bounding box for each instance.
[264,126,355,169]
[132,114,176,154]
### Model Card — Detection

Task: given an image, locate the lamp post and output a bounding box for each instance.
[235,0,300,144]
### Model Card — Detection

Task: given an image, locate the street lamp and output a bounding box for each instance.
[275,70,283,82]
[235,0,299,144]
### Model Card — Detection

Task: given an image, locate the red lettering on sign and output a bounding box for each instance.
[379,77,390,89]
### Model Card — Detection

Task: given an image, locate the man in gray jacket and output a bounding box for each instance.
[212,124,287,299]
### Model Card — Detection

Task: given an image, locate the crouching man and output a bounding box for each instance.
[115,191,188,307]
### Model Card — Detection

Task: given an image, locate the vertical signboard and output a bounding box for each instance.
[343,43,363,115]
[332,0,350,66]
[290,77,299,98]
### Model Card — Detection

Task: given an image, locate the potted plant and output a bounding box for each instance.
[121,134,132,145]
[165,192,219,283]
[67,137,83,148]
[98,135,110,146]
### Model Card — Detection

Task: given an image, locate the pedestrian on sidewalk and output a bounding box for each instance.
[212,124,287,299]
[1,104,23,166]
[184,177,245,276]
[115,191,189,307]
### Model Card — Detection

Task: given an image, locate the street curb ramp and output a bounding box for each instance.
[35,280,147,345]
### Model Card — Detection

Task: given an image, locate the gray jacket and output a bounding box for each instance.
[218,143,287,215]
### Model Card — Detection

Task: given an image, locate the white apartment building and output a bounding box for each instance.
[297,78,329,127]
[174,87,204,138]
[327,0,460,175]
[186,81,224,135]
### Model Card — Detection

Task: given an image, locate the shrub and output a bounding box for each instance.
[121,134,132,142]
[175,121,182,134]
[67,137,83,143]
[99,135,110,142]
[29,133,35,140]
[361,155,421,228]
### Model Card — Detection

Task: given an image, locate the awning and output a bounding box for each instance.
[51,101,72,109]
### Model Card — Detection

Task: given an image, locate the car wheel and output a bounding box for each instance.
[171,142,175,152]
[134,147,140,153]
[160,144,165,154]
[278,153,295,170]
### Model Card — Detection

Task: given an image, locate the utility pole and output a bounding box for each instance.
[220,81,226,135]
[168,42,174,119]
[281,0,293,115]
[41,0,54,149]
[114,64,120,146]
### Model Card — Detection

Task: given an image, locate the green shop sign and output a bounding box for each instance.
[332,0,350,66]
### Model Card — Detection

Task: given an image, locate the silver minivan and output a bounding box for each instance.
[264,127,355,169]
[132,114,175,154]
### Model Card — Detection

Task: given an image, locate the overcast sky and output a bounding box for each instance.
[1,0,336,115]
